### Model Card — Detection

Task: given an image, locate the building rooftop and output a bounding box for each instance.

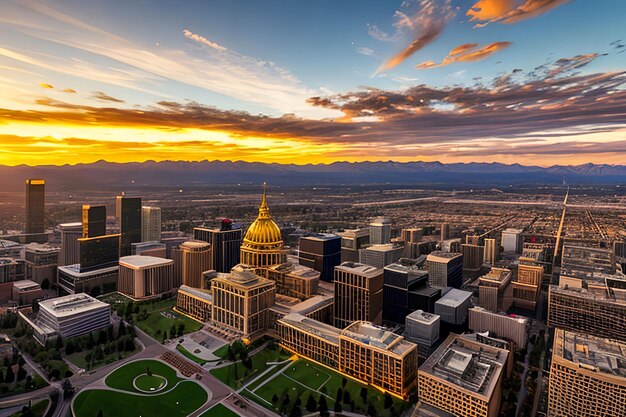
[269,262,321,279]
[272,293,333,316]
[59,222,82,229]
[470,306,529,325]
[181,240,210,249]
[478,268,512,287]
[362,244,402,253]
[58,263,119,277]
[406,309,440,324]
[553,328,626,378]
[503,228,523,234]
[420,333,508,400]
[0,240,20,248]
[119,255,173,269]
[427,251,463,262]
[280,313,341,345]
[341,321,415,356]
[370,218,391,226]
[13,280,41,291]
[0,257,18,265]
[24,244,60,254]
[178,285,212,302]
[215,263,273,288]
[300,233,340,241]
[38,293,109,318]
[435,288,472,308]
[336,262,382,277]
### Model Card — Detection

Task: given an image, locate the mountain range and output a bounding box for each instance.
[0,160,625,190]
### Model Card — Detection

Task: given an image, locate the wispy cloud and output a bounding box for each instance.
[467,0,570,28]
[183,29,227,52]
[374,0,456,75]
[39,82,53,89]
[91,91,125,103]
[357,47,375,56]
[416,41,511,69]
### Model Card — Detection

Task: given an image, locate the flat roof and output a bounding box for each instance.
[407,309,440,324]
[553,328,626,378]
[362,244,402,252]
[269,262,320,279]
[470,306,529,324]
[435,288,472,308]
[280,313,341,345]
[13,280,40,290]
[181,240,210,249]
[179,285,212,302]
[58,263,119,277]
[427,251,463,262]
[341,321,415,355]
[420,333,508,400]
[503,228,523,234]
[301,233,340,241]
[59,222,82,228]
[336,262,382,277]
[119,255,173,268]
[39,293,109,318]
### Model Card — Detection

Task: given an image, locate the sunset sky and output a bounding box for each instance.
[1,0,625,166]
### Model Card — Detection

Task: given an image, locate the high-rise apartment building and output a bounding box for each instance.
[81,205,106,238]
[440,223,450,241]
[180,241,211,289]
[382,262,429,324]
[418,333,508,417]
[337,228,369,263]
[115,195,142,257]
[483,238,498,265]
[512,260,543,309]
[298,234,341,281]
[24,244,59,288]
[477,268,512,313]
[370,217,392,244]
[210,264,276,339]
[58,222,82,266]
[434,288,473,325]
[501,228,523,253]
[193,220,242,273]
[462,243,484,272]
[78,234,120,272]
[426,251,463,288]
[359,243,403,268]
[405,309,440,360]
[240,184,286,270]
[548,329,626,417]
[118,255,175,300]
[278,314,418,398]
[334,262,383,328]
[25,179,45,234]
[141,206,161,242]
[266,262,320,300]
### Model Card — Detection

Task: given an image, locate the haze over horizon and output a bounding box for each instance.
[1,0,625,166]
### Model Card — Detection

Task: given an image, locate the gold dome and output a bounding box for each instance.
[242,183,283,250]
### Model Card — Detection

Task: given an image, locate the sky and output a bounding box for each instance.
[0,0,625,166]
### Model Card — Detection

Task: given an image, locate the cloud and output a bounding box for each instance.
[183,29,227,52]
[547,53,601,77]
[39,83,54,89]
[357,47,375,56]
[62,88,77,93]
[91,91,125,103]
[374,0,456,74]
[467,0,570,28]
[416,41,512,69]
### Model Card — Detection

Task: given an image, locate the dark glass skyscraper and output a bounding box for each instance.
[298,234,341,281]
[25,179,45,234]
[115,195,141,257]
[78,234,120,272]
[82,204,107,238]
[193,219,242,273]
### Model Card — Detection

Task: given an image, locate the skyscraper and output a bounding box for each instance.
[336,228,369,262]
[82,205,106,238]
[240,183,285,271]
[426,251,463,288]
[298,234,341,281]
[180,241,211,289]
[118,255,175,300]
[461,243,484,271]
[25,179,45,234]
[334,262,384,328]
[440,222,450,241]
[59,222,82,266]
[483,238,498,265]
[501,228,524,253]
[141,206,162,242]
[194,219,243,273]
[115,195,142,257]
[369,217,391,244]
[382,261,429,324]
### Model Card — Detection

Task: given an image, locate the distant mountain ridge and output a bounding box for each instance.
[0,160,624,190]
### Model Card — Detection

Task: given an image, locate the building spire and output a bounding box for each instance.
[258,181,270,218]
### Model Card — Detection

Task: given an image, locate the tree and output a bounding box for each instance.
[271,394,279,404]
[5,366,15,383]
[97,411,104,417]
[94,346,104,361]
[350,400,356,412]
[65,340,75,355]
[305,394,317,412]
[334,398,342,413]
[55,335,64,350]
[367,403,376,416]
[318,395,329,415]
[177,323,185,337]
[86,332,95,349]
[146,367,152,377]
[343,389,351,405]
[118,322,126,337]
[342,377,348,388]
[162,331,168,343]
[360,387,368,403]
[98,330,107,345]
[384,392,393,409]
[170,324,177,339]
[289,405,302,417]
[17,366,27,381]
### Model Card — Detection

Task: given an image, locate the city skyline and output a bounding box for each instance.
[1,0,626,166]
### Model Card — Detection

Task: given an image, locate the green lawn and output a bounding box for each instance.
[66,350,133,371]
[9,398,49,417]
[209,347,290,389]
[176,344,207,365]
[73,359,208,417]
[212,344,230,359]
[134,374,167,392]
[132,300,203,340]
[243,358,407,417]
[200,403,239,417]
[105,359,181,393]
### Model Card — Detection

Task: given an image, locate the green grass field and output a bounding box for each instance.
[176,344,208,365]
[199,403,239,417]
[133,300,203,340]
[9,398,49,417]
[211,344,230,359]
[73,359,208,417]
[209,347,290,389]
[243,358,407,417]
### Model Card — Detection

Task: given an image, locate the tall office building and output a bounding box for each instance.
[82,205,106,238]
[359,243,403,268]
[25,179,45,234]
[24,244,58,288]
[118,255,174,300]
[418,333,508,417]
[440,223,450,241]
[58,222,82,266]
[426,251,463,288]
[334,262,383,328]
[434,288,473,325]
[382,261,429,324]
[548,329,626,417]
[337,228,369,262]
[240,184,286,270]
[141,206,161,242]
[477,268,512,313]
[370,217,392,244]
[468,307,528,349]
[115,195,142,257]
[298,234,341,281]
[194,219,242,273]
[461,243,484,272]
[405,309,440,360]
[512,260,543,309]
[483,238,498,265]
[180,241,211,289]
[266,262,320,300]
[210,264,276,339]
[78,234,120,272]
[501,228,523,253]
